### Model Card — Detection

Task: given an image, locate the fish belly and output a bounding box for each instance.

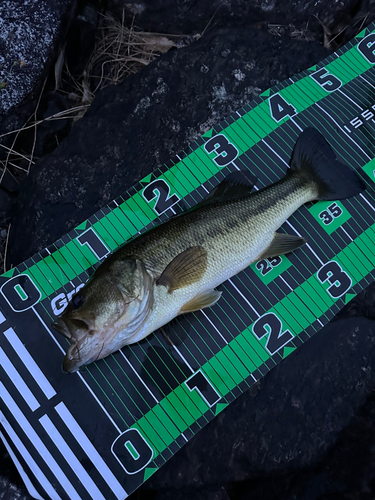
[131,228,275,342]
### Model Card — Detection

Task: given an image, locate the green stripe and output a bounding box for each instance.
[48,253,76,282]
[133,222,375,459]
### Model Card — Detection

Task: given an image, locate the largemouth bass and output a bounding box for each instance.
[53,128,365,373]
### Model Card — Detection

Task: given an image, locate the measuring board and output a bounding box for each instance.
[2,24,375,500]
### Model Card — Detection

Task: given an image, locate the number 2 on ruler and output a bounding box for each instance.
[253,312,293,354]
[143,179,180,215]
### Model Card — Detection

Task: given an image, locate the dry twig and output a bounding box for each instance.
[3,222,11,273]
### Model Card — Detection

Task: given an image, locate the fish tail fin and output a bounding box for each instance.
[289,127,366,201]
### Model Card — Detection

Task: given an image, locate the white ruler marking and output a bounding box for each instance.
[118,349,159,404]
[360,192,375,211]
[39,415,107,500]
[315,103,371,160]
[338,88,363,110]
[0,383,82,500]
[0,426,60,500]
[290,116,303,132]
[285,221,324,265]
[55,402,128,500]
[0,347,40,411]
[278,275,294,292]
[262,139,289,167]
[359,74,375,89]
[200,310,228,345]
[228,278,260,317]
[173,346,194,373]
[201,309,228,344]
[3,327,56,399]
[340,226,353,241]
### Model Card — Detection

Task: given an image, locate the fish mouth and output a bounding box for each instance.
[62,340,104,374]
[52,317,102,373]
[52,318,72,339]
[52,317,92,341]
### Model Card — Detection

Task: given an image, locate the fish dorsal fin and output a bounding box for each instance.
[201,171,257,206]
[156,246,207,292]
[260,232,306,260]
[179,289,222,314]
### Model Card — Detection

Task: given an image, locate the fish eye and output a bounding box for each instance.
[71,294,85,309]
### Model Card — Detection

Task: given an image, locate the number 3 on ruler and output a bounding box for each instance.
[317,261,352,298]
[204,134,238,166]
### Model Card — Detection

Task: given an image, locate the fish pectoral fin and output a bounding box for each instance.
[260,232,306,259]
[156,246,208,292]
[179,289,222,314]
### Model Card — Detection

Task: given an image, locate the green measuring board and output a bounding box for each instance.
[1,24,375,500]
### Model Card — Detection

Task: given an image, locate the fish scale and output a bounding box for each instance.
[121,175,315,275]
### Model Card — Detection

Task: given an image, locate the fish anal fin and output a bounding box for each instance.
[156,246,207,292]
[260,232,306,260]
[179,289,222,314]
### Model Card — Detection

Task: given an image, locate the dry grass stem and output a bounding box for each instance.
[83,11,178,93]
[0,103,89,185]
[327,13,370,48]
[0,143,34,163]
[3,222,11,273]
[160,327,175,347]
[1,77,47,183]
[0,105,90,140]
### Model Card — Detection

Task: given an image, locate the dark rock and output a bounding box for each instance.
[0,190,14,227]
[110,0,375,45]
[30,90,74,158]
[335,281,375,321]
[137,317,375,494]
[154,487,231,500]
[0,0,79,197]
[224,386,375,499]
[64,4,99,77]
[0,475,31,500]
[8,28,330,266]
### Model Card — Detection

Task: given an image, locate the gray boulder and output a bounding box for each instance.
[0,0,76,117]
